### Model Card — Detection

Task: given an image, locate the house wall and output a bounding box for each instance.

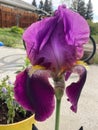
[0,5,38,28]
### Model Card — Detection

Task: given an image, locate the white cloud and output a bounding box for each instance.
[85,0,98,15]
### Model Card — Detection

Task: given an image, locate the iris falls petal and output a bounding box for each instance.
[66,66,87,112]
[14,69,55,121]
[14,69,34,111]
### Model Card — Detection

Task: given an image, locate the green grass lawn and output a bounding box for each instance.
[0,27,24,48]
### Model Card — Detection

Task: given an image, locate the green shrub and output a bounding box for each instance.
[10,26,24,34]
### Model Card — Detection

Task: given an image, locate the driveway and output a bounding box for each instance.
[0,46,26,79]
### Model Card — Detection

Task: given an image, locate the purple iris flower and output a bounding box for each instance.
[14,5,90,121]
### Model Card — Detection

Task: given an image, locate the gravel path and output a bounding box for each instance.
[0,46,26,79]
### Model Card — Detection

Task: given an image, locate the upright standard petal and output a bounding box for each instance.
[14,69,55,121]
[66,66,87,112]
[23,5,90,71]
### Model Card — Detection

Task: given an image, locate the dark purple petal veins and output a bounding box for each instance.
[66,66,87,112]
[14,69,55,121]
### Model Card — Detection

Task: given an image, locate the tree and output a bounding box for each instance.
[39,0,44,9]
[48,0,53,13]
[44,0,53,13]
[71,0,87,19]
[44,0,48,11]
[32,0,37,7]
[86,0,93,20]
[77,0,87,18]
[71,0,78,11]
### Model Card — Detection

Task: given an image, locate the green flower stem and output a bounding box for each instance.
[55,98,61,130]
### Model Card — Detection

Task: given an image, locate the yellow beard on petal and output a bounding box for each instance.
[28,65,46,77]
[76,60,89,70]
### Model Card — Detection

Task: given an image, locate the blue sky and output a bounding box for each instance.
[22,0,98,22]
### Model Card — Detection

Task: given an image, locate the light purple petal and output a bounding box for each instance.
[14,69,55,121]
[66,66,87,112]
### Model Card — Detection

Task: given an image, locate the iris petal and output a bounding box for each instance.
[23,16,58,65]
[14,69,34,111]
[14,69,55,121]
[66,66,87,112]
[23,5,89,70]
[65,71,72,81]
[56,5,90,59]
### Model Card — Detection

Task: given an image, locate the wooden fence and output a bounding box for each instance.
[0,5,38,28]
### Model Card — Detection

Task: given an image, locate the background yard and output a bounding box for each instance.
[0,27,24,48]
